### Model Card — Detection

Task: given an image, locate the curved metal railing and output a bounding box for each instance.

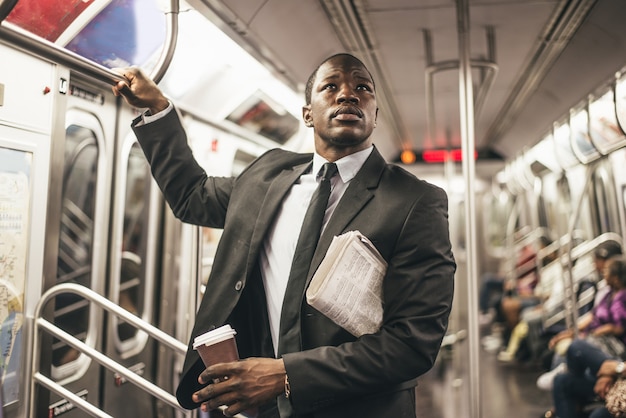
[29,283,187,417]
[29,283,246,418]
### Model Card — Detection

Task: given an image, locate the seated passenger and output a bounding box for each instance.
[480,237,545,352]
[497,261,560,362]
[496,238,558,362]
[547,338,614,418]
[538,253,626,391]
[547,306,626,418]
[548,252,626,356]
[499,241,544,331]
[532,241,620,369]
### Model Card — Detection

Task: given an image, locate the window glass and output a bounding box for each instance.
[117,144,149,342]
[54,124,98,367]
[590,165,619,235]
[537,190,549,229]
[226,90,300,145]
[65,0,165,69]
[485,187,514,251]
[555,175,572,237]
[5,0,166,70]
[5,0,91,42]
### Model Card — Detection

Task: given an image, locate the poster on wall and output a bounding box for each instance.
[553,121,579,169]
[569,107,599,163]
[0,146,32,406]
[616,73,626,135]
[589,87,626,154]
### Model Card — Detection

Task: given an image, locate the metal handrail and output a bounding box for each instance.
[0,22,126,86]
[29,283,246,418]
[29,283,187,417]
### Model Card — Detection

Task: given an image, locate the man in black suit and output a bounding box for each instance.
[113,53,455,418]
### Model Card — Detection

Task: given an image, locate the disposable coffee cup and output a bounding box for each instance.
[193,325,259,417]
[193,324,239,369]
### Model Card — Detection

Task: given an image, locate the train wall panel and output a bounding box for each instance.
[0,43,55,134]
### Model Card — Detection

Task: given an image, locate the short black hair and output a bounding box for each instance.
[304,53,375,105]
[594,241,623,260]
[607,255,626,287]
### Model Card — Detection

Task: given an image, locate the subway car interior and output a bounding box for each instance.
[1,0,626,417]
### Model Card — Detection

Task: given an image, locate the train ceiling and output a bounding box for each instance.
[3,0,626,177]
[189,0,626,171]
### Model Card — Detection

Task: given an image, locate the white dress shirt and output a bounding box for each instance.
[259,147,373,355]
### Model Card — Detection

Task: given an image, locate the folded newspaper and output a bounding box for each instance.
[306,230,387,337]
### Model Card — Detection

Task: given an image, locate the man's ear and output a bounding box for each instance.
[302,105,313,127]
[374,107,379,127]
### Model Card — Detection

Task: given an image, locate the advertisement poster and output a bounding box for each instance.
[0,146,32,405]
[589,89,624,153]
[617,75,626,135]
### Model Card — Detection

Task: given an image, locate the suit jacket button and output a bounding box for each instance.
[234,281,243,291]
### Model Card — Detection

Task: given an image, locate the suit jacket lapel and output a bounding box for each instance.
[245,161,312,275]
[305,148,386,286]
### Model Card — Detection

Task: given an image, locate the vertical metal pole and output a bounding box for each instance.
[457,1,481,418]
[423,29,437,146]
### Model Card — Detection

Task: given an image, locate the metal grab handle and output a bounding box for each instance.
[29,283,247,418]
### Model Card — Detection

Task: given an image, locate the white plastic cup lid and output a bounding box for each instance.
[193,324,237,349]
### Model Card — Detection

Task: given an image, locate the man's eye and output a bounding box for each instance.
[357,84,372,91]
[323,84,336,90]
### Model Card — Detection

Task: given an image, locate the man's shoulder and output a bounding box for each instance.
[260,148,313,164]
[382,162,446,195]
[237,148,313,177]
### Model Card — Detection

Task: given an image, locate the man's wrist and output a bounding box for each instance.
[615,361,624,376]
[140,101,173,126]
[148,97,170,115]
[284,374,291,399]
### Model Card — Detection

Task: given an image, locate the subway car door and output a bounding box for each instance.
[100,105,165,417]
[44,76,116,417]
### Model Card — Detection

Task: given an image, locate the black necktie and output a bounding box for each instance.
[278,162,338,356]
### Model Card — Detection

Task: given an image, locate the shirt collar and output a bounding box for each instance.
[312,146,373,183]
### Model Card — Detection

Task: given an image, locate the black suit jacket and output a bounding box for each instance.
[133,109,456,417]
